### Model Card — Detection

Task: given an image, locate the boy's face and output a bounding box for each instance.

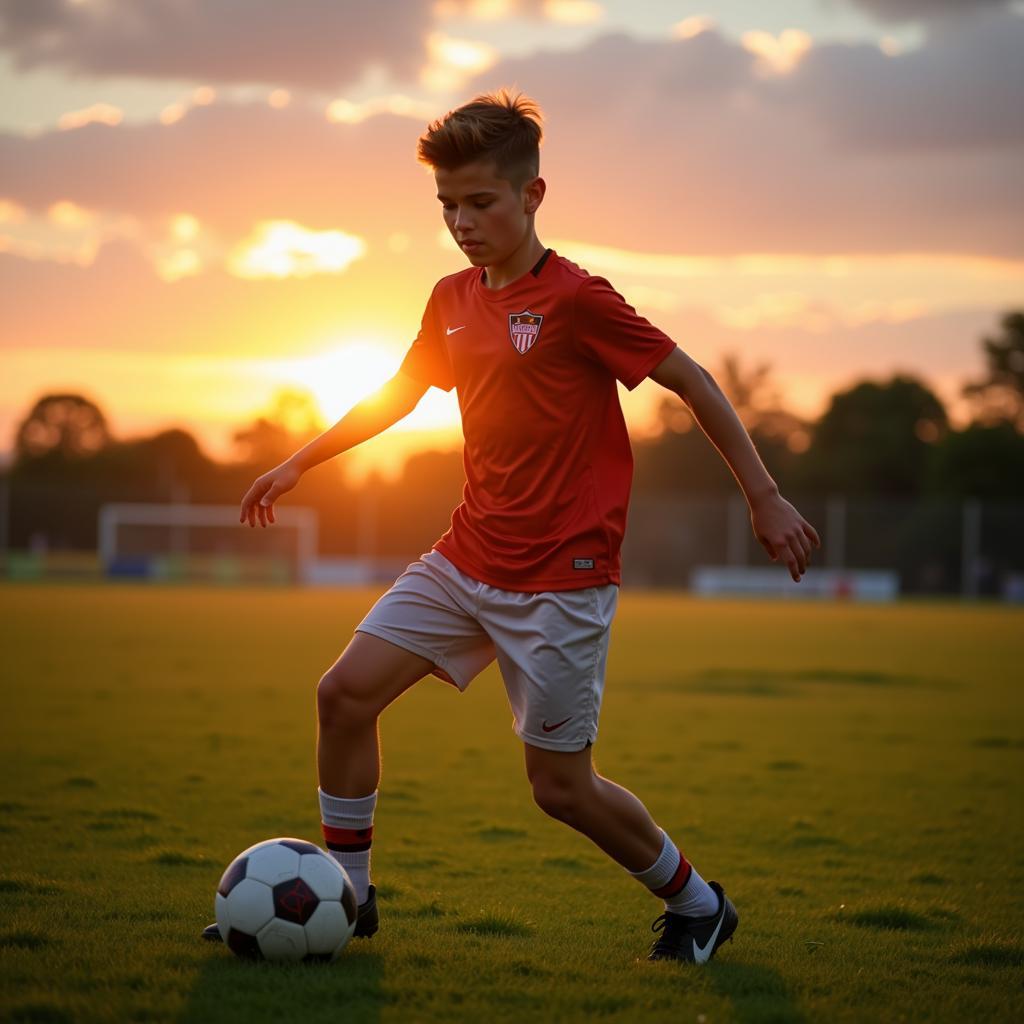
[435,159,543,267]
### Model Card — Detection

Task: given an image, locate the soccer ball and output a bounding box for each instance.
[214,837,358,961]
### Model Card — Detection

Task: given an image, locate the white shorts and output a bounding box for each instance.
[354,549,618,752]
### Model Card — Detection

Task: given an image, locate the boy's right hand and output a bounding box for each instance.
[239,459,303,528]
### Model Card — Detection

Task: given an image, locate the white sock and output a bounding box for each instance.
[665,864,719,918]
[318,788,376,904]
[629,829,719,918]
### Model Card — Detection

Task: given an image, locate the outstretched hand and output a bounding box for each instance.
[750,492,821,582]
[239,460,302,528]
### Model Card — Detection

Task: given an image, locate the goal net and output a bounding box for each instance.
[98,503,318,584]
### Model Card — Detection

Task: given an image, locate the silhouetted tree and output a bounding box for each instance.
[926,422,1024,498]
[962,311,1024,431]
[15,393,110,463]
[232,388,322,467]
[712,351,807,450]
[121,429,216,499]
[799,375,948,496]
[636,352,808,495]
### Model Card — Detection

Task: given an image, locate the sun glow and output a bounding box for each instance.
[273,343,401,424]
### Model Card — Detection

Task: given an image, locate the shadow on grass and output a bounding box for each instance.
[710,960,806,1024]
[179,945,385,1024]
[664,666,955,698]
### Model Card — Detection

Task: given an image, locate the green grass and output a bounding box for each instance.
[1,584,1022,1023]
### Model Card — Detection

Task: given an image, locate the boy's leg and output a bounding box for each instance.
[316,631,435,797]
[203,632,433,942]
[316,552,494,910]
[524,743,720,918]
[316,632,434,907]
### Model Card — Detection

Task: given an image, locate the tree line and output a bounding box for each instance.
[3,311,1022,557]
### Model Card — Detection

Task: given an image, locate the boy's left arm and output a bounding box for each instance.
[649,347,821,582]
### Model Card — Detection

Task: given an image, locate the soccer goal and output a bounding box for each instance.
[98,502,318,584]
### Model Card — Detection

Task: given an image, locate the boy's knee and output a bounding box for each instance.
[316,666,378,731]
[531,772,588,826]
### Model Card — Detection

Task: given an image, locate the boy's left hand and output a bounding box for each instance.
[750,493,821,582]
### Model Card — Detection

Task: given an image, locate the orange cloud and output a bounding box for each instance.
[421,32,499,92]
[325,95,435,125]
[672,15,716,40]
[740,28,813,76]
[57,103,124,131]
[226,221,366,280]
[542,0,603,25]
[0,0,432,91]
[0,199,27,224]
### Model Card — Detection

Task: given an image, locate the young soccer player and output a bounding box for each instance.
[206,90,820,963]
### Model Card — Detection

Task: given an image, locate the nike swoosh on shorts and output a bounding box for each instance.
[541,716,572,733]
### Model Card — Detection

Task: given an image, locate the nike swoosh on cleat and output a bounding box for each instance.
[541,716,573,733]
[446,325,466,335]
[692,913,725,964]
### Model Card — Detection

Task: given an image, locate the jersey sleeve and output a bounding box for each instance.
[572,276,677,390]
[398,286,456,392]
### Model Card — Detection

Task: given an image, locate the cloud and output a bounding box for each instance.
[437,0,603,21]
[57,102,123,130]
[839,0,1013,24]
[778,13,1024,151]
[462,15,1023,257]
[0,8,1021,284]
[0,100,429,240]
[226,220,366,280]
[0,0,432,90]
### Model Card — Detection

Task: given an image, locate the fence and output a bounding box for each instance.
[1,477,1021,598]
[621,494,1024,598]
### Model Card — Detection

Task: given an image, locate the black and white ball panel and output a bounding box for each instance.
[278,838,322,856]
[298,851,345,902]
[341,881,358,928]
[213,837,357,961]
[273,877,318,925]
[227,928,261,959]
[216,855,247,897]
[303,902,351,956]
[256,917,308,961]
[222,877,274,935]
[245,842,303,887]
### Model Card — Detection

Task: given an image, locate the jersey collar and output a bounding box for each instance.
[475,248,555,302]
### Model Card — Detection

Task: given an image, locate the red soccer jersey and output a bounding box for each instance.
[399,250,677,591]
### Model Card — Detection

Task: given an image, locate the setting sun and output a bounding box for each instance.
[254,341,462,481]
[273,342,399,424]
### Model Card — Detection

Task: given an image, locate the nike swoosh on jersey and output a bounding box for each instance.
[446,325,466,335]
[692,912,725,964]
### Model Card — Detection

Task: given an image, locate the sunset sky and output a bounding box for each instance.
[1,0,1022,481]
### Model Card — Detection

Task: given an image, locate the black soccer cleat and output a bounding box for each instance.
[647,881,738,964]
[353,883,378,938]
[202,884,379,943]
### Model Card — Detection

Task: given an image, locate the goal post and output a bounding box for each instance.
[98,502,318,584]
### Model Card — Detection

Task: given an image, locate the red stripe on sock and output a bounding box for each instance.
[322,824,373,846]
[651,849,692,899]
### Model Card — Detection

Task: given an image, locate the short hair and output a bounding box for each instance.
[417,88,543,188]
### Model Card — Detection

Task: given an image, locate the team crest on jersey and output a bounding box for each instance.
[508,310,544,355]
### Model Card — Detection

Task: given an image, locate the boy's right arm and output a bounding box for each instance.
[239,370,430,527]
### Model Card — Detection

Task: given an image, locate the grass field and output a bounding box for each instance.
[1,583,1022,1023]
